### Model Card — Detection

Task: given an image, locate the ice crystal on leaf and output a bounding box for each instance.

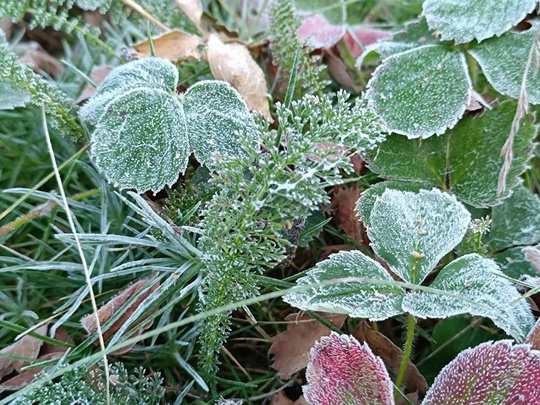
[366,45,471,138]
[304,332,394,405]
[422,0,537,44]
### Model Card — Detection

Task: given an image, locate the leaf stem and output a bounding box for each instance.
[394,313,416,398]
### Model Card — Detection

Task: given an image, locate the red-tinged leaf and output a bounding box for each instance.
[343,29,392,58]
[297,16,346,49]
[304,332,394,405]
[526,318,540,350]
[423,340,540,405]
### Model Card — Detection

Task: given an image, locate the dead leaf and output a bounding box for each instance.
[326,48,362,91]
[0,352,64,390]
[81,276,159,354]
[270,391,309,405]
[0,19,13,40]
[525,245,540,274]
[269,312,347,379]
[132,30,203,64]
[527,318,540,350]
[343,28,392,58]
[353,321,428,397]
[175,0,203,32]
[16,42,63,78]
[396,391,421,405]
[297,15,346,49]
[466,91,491,111]
[207,33,272,121]
[76,65,113,104]
[0,325,48,380]
[332,185,363,243]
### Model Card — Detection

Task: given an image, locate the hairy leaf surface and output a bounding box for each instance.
[368,189,470,284]
[423,340,540,404]
[366,45,471,138]
[403,254,535,341]
[470,26,540,104]
[422,0,536,44]
[283,251,405,320]
[365,102,537,207]
[304,332,394,405]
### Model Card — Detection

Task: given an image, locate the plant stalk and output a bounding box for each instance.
[394,313,416,398]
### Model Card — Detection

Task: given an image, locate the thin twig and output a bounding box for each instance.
[122,0,170,31]
[41,107,111,405]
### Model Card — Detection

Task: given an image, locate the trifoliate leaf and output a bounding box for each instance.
[90,88,189,193]
[366,45,471,138]
[356,180,431,229]
[80,58,179,124]
[365,101,537,207]
[183,80,257,167]
[283,251,405,320]
[489,186,540,251]
[0,80,31,110]
[403,254,534,341]
[423,340,540,405]
[368,188,470,284]
[304,333,394,405]
[469,26,540,104]
[422,0,537,44]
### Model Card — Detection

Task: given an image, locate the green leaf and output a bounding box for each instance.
[283,250,405,320]
[368,188,470,284]
[356,180,431,229]
[183,80,257,167]
[0,80,31,110]
[366,45,471,138]
[422,0,536,44]
[489,186,540,251]
[469,26,540,104]
[403,254,535,341]
[493,247,539,279]
[80,58,179,125]
[90,88,189,193]
[365,101,537,207]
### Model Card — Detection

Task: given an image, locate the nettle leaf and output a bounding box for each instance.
[403,254,534,342]
[366,45,471,138]
[367,188,470,284]
[90,88,189,193]
[365,101,537,207]
[304,332,394,405]
[423,0,536,44]
[422,340,540,405]
[489,186,540,251]
[356,180,432,231]
[183,80,257,167]
[283,250,405,321]
[0,80,31,110]
[470,25,540,104]
[80,58,179,125]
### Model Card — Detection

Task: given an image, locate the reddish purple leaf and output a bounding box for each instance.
[297,16,346,49]
[423,340,540,405]
[304,332,394,405]
[344,28,392,58]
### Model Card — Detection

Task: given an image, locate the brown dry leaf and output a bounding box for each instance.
[270,391,309,405]
[207,33,272,121]
[326,48,361,92]
[269,312,347,379]
[353,321,428,396]
[0,325,48,380]
[175,0,203,32]
[396,391,421,405]
[466,90,491,111]
[76,65,113,104]
[132,30,203,64]
[16,42,63,77]
[524,245,540,273]
[81,276,159,353]
[0,352,64,390]
[332,185,363,243]
[526,318,540,350]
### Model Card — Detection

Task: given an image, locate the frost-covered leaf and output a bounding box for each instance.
[296,15,346,48]
[489,186,540,251]
[183,80,257,167]
[80,58,179,124]
[470,25,540,104]
[368,189,470,284]
[403,254,535,341]
[422,340,540,405]
[90,88,189,193]
[422,0,536,44]
[493,247,539,279]
[76,0,111,11]
[366,45,471,138]
[283,251,405,320]
[365,102,537,207]
[304,332,394,405]
[356,180,431,229]
[0,80,31,109]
